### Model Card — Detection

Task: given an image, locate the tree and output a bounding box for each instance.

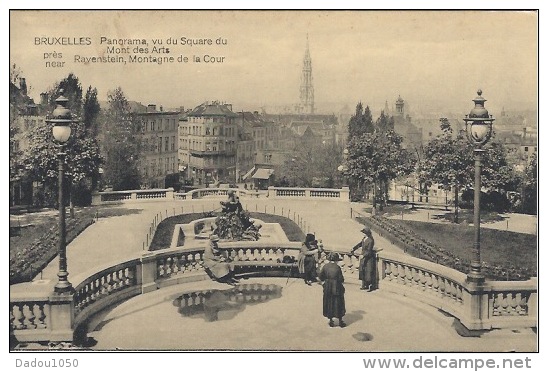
[346,114,415,210]
[101,87,142,191]
[83,86,101,137]
[20,74,102,208]
[279,140,344,188]
[417,119,516,222]
[347,102,374,141]
[521,151,537,215]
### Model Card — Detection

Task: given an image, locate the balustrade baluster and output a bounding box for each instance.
[493,293,503,316]
[34,303,47,329]
[508,293,518,316]
[23,303,36,329]
[158,259,165,278]
[500,294,510,315]
[397,264,406,285]
[12,304,25,329]
[438,278,446,298]
[419,270,427,291]
[456,285,463,304]
[431,274,440,296]
[100,275,110,296]
[517,293,528,315]
[384,261,393,281]
[166,257,174,277]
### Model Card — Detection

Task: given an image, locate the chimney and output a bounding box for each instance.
[523,127,527,138]
[179,106,185,113]
[160,106,163,112]
[254,111,259,116]
[147,104,156,113]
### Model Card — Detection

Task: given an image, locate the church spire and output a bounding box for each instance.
[299,34,314,114]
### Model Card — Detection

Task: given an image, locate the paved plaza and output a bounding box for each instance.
[32,197,537,351]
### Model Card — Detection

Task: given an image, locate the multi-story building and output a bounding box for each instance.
[179,101,238,186]
[137,104,180,188]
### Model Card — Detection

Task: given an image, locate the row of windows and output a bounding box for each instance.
[143,117,178,132]
[143,156,177,177]
[179,139,236,152]
[181,124,236,137]
[188,116,234,124]
[143,136,177,153]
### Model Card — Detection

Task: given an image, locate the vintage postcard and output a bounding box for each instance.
[8,8,538,366]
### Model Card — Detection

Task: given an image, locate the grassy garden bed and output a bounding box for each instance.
[358,214,536,280]
[9,206,143,285]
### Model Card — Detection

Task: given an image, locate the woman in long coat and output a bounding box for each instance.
[319,252,346,328]
[351,227,376,291]
[298,233,319,285]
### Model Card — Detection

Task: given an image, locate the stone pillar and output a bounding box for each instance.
[131,192,137,200]
[460,282,490,330]
[166,187,175,200]
[48,292,75,342]
[305,189,311,198]
[141,253,158,294]
[91,192,102,206]
[267,186,275,199]
[340,186,350,201]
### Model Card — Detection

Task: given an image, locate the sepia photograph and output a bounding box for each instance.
[8,8,538,357]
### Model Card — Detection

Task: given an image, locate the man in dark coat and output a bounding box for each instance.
[319,252,346,328]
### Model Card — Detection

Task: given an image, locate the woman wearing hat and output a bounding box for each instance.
[351,227,376,291]
[319,252,346,328]
[298,233,319,285]
[203,234,238,285]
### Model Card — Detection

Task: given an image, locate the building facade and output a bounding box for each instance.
[179,101,238,186]
[137,104,180,188]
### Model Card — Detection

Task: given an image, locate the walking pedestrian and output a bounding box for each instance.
[319,252,346,328]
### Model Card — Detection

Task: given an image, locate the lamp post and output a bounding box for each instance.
[463,89,494,283]
[47,90,74,293]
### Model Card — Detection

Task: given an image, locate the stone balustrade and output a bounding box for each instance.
[268,186,349,201]
[10,242,537,344]
[377,250,537,331]
[73,259,142,329]
[91,187,349,205]
[92,188,175,204]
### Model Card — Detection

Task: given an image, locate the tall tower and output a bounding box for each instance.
[299,34,314,114]
[395,95,405,117]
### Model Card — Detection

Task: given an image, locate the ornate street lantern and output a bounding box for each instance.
[46,89,75,293]
[463,89,494,283]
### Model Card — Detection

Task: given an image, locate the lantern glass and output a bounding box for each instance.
[469,122,489,143]
[52,125,72,143]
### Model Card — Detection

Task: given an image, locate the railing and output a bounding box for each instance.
[268,186,349,201]
[10,296,50,331]
[73,259,142,328]
[10,242,537,345]
[92,188,175,204]
[377,250,537,331]
[92,187,350,205]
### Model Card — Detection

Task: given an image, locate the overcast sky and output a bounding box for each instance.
[10,10,538,115]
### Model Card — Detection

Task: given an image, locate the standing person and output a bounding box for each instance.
[203,234,238,285]
[298,233,319,285]
[319,252,346,328]
[351,227,376,291]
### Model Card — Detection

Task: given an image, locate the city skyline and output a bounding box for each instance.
[10,10,537,115]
